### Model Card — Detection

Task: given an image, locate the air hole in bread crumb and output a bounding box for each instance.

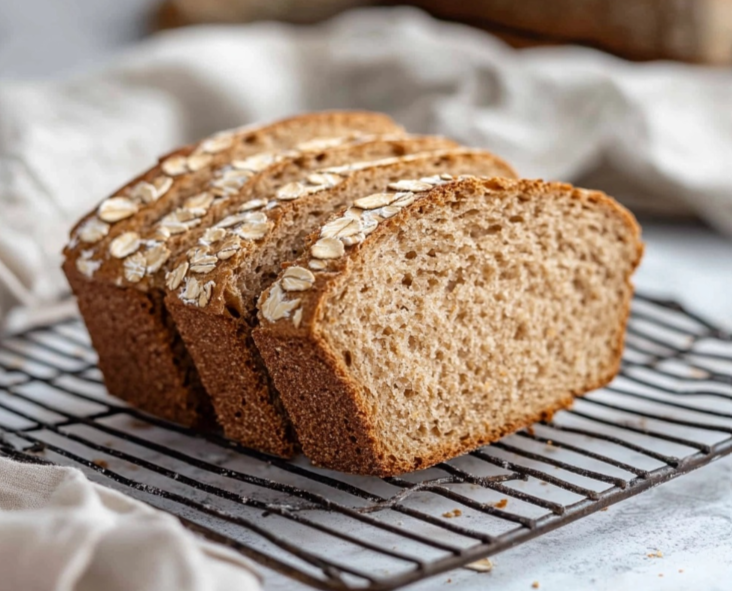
[405,250,417,260]
[402,274,413,288]
[500,267,519,281]
[509,215,525,223]
[343,350,353,367]
[459,208,481,218]
[482,265,495,280]
[225,305,241,319]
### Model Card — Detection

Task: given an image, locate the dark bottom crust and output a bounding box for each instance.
[65,264,215,429]
[167,297,297,458]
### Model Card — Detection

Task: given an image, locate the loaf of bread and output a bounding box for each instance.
[253,176,643,475]
[165,150,516,456]
[62,111,405,428]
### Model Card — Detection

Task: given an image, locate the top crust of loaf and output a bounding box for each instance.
[164,151,517,317]
[253,176,643,475]
[63,111,403,284]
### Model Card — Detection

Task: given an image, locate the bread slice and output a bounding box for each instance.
[62,111,404,428]
[253,176,643,475]
[165,151,517,456]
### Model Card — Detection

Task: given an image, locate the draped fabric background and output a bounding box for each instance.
[1,7,731,325]
[1,7,732,591]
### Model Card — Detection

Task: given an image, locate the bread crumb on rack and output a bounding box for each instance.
[442,509,462,518]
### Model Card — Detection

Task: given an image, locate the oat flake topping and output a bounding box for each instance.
[79,132,409,308]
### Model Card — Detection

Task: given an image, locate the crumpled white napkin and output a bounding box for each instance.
[1,7,731,319]
[0,456,261,591]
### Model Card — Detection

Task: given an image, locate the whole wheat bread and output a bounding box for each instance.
[253,176,643,475]
[165,150,517,456]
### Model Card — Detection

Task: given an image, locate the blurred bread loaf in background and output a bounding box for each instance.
[156,0,732,65]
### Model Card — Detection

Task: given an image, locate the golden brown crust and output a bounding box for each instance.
[165,296,296,456]
[64,258,215,428]
[253,177,643,476]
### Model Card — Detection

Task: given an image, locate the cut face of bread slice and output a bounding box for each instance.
[166,151,517,456]
[62,112,404,428]
[253,177,643,475]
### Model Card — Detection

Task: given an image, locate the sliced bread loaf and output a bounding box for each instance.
[62,111,404,428]
[165,151,517,456]
[253,176,643,475]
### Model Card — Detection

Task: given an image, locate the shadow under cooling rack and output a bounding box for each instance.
[1,293,731,590]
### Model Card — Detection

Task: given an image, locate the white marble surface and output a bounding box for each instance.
[2,2,731,590]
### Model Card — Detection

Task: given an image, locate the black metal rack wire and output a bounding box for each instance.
[1,293,731,590]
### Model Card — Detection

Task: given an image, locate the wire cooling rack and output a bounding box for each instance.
[1,294,731,590]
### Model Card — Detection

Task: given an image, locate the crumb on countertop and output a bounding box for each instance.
[648,550,663,558]
[494,498,508,509]
[532,582,540,589]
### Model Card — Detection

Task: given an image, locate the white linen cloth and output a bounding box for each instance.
[0,456,260,591]
[1,7,732,326]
